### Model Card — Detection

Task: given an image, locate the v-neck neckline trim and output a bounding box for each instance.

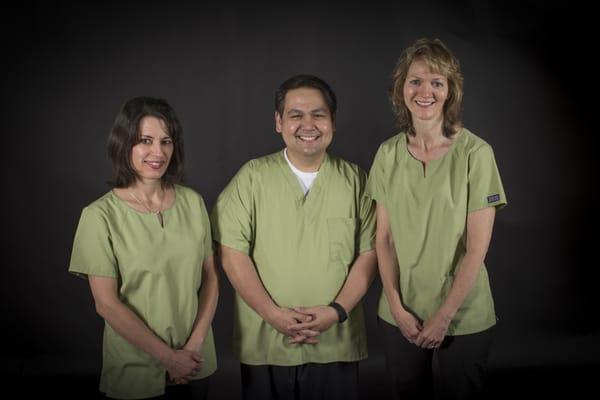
[403,128,464,177]
[277,150,329,203]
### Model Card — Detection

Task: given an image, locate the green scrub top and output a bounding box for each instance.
[211,151,375,366]
[366,129,507,335]
[69,185,217,399]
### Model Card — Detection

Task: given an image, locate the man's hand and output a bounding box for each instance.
[265,306,314,336]
[287,305,339,344]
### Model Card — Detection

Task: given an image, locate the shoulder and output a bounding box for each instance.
[174,184,202,201]
[247,151,282,172]
[326,155,369,194]
[76,191,117,230]
[328,154,367,180]
[229,151,284,181]
[374,133,406,160]
[84,191,117,217]
[174,184,208,210]
[458,128,494,156]
[380,132,405,149]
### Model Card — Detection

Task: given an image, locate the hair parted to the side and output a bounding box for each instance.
[390,38,464,137]
[275,74,337,122]
[107,96,185,188]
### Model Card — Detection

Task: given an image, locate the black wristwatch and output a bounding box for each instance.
[329,301,348,323]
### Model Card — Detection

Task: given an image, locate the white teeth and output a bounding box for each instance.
[416,100,434,106]
[298,136,319,141]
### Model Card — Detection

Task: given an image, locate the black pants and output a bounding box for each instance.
[379,317,494,400]
[241,362,359,400]
[106,377,210,400]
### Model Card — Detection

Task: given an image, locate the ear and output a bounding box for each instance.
[275,111,283,134]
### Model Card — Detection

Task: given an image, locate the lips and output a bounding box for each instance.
[296,135,321,142]
[415,99,435,107]
[144,160,166,169]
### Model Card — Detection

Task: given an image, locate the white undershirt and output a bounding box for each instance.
[284,149,318,195]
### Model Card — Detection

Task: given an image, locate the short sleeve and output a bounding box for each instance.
[198,195,214,258]
[210,162,254,255]
[69,206,119,279]
[467,145,507,213]
[357,169,376,253]
[365,145,386,206]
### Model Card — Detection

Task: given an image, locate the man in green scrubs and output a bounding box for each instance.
[211,75,377,400]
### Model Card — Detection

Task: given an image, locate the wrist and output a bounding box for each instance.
[328,301,348,323]
[262,304,280,324]
[184,340,204,353]
[437,308,454,324]
[156,346,175,365]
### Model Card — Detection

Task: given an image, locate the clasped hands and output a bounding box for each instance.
[163,348,203,385]
[266,305,339,345]
[394,308,451,350]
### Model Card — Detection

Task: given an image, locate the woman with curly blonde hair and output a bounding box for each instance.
[367,38,507,399]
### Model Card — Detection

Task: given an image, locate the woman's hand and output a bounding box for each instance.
[393,307,423,344]
[163,349,202,384]
[414,311,451,349]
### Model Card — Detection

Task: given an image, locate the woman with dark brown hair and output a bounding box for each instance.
[69,97,218,399]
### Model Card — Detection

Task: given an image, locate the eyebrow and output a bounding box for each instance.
[287,107,329,115]
[139,134,172,139]
[408,74,446,80]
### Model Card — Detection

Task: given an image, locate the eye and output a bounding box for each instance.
[432,81,445,88]
[140,138,152,145]
[290,114,302,120]
[162,138,173,145]
[408,79,420,85]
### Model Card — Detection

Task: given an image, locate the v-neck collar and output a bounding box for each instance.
[276,150,330,204]
[403,128,464,177]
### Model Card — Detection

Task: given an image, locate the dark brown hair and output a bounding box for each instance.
[275,74,337,122]
[107,96,185,188]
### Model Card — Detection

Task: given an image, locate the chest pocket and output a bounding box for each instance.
[327,217,357,269]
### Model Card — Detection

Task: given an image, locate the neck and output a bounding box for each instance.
[285,149,325,173]
[130,179,164,200]
[411,118,446,149]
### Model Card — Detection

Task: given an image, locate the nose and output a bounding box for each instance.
[300,115,316,130]
[417,83,432,97]
[151,141,165,155]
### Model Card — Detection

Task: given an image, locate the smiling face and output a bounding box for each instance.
[403,58,449,125]
[130,116,174,183]
[275,87,334,170]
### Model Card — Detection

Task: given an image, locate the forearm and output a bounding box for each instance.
[95,300,173,363]
[438,252,485,320]
[439,207,496,320]
[185,257,219,352]
[376,238,406,314]
[334,250,376,313]
[219,245,277,319]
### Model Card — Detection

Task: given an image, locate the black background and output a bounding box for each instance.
[3,1,599,398]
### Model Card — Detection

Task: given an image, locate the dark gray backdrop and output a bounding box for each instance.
[3,1,598,398]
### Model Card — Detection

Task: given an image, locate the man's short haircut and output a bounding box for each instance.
[275,75,337,121]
